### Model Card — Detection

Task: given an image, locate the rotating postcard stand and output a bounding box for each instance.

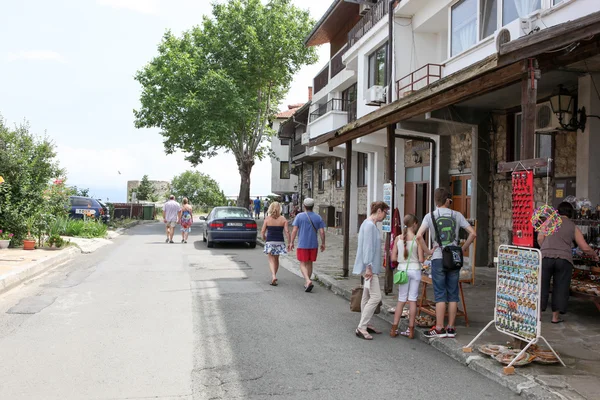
[463,245,565,374]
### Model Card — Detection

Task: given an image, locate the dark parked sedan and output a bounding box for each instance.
[201,207,257,248]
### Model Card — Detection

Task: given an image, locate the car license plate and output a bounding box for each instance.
[228,222,243,227]
[75,209,96,215]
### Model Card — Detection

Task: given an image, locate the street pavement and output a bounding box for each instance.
[0,222,518,400]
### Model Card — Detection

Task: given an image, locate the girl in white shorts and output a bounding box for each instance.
[390,214,424,339]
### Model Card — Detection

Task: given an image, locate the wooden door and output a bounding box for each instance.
[451,175,471,219]
[404,183,416,216]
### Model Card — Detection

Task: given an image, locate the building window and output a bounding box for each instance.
[280,138,290,146]
[335,159,345,188]
[342,84,357,110]
[368,43,387,88]
[535,132,553,175]
[451,0,477,57]
[503,0,541,26]
[280,161,290,179]
[318,163,324,191]
[480,0,498,39]
[553,0,563,5]
[357,153,368,187]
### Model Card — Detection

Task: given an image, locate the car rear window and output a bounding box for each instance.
[214,208,251,219]
[71,197,99,208]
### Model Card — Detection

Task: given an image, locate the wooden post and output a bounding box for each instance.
[384,124,395,295]
[520,59,539,160]
[343,140,352,277]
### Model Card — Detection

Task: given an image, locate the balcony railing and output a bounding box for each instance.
[313,67,329,95]
[346,100,357,123]
[396,64,443,98]
[330,45,347,79]
[346,0,388,51]
[292,137,305,157]
[309,98,348,123]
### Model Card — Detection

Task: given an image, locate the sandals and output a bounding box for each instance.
[390,324,399,338]
[270,279,278,286]
[304,282,314,292]
[355,329,373,340]
[400,326,415,339]
[551,319,564,324]
[366,326,382,334]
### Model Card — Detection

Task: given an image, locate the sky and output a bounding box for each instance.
[0,0,330,202]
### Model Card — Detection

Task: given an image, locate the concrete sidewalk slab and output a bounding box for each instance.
[256,219,600,400]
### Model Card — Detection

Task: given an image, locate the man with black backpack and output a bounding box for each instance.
[416,188,476,338]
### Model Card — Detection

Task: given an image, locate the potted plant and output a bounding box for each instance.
[46,234,65,250]
[0,230,14,249]
[23,215,37,250]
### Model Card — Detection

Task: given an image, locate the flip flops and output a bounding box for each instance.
[304,283,314,292]
[270,279,278,286]
[551,319,564,324]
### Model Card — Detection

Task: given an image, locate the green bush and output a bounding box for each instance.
[51,216,107,238]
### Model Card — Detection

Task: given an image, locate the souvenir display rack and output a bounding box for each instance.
[463,245,565,375]
[512,170,534,247]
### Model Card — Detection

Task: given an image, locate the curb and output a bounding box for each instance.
[262,236,563,400]
[0,246,80,296]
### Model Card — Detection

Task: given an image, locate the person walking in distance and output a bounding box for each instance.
[353,201,390,340]
[179,197,193,244]
[263,198,270,219]
[261,202,290,286]
[163,195,181,244]
[253,196,261,219]
[288,198,326,292]
[416,188,476,338]
[390,214,424,339]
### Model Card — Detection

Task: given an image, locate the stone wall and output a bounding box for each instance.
[488,114,577,256]
[358,186,368,217]
[404,140,431,168]
[450,131,473,171]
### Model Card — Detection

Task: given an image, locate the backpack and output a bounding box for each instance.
[431,210,463,271]
[433,210,457,247]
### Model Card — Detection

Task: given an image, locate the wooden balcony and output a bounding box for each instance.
[346,100,357,123]
[313,67,329,95]
[330,45,347,79]
[396,64,443,98]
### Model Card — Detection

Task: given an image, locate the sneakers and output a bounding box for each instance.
[424,326,447,338]
[446,326,456,338]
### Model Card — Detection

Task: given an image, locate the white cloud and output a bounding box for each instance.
[97,0,161,15]
[6,50,65,63]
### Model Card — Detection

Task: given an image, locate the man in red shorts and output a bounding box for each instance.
[288,198,326,292]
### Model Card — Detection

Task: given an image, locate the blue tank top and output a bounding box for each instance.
[266,226,285,243]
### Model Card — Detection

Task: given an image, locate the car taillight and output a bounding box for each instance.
[210,222,224,228]
[245,222,257,229]
[99,208,104,215]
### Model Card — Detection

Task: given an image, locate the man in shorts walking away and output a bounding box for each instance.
[288,198,326,292]
[416,188,476,338]
[163,195,181,244]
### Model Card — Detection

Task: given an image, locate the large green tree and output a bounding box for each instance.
[171,171,227,208]
[135,174,156,201]
[0,117,64,241]
[134,0,317,207]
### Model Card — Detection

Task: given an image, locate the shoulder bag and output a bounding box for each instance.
[393,237,415,285]
[431,211,464,271]
[305,212,318,234]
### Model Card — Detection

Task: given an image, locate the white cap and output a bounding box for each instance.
[303,198,315,207]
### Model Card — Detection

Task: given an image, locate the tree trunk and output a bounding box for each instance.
[236,158,254,208]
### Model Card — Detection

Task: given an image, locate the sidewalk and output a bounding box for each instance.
[0,220,155,295]
[256,219,600,400]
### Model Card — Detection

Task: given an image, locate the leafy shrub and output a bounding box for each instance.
[49,216,107,238]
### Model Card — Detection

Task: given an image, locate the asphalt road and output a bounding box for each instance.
[0,222,519,400]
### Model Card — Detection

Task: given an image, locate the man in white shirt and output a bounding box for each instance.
[163,195,181,243]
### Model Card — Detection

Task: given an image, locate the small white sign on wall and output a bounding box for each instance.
[301,132,310,145]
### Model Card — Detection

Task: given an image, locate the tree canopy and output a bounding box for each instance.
[0,117,64,241]
[134,0,317,207]
[135,175,156,201]
[170,171,227,209]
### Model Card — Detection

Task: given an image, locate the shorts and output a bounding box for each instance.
[431,258,460,303]
[297,248,318,262]
[166,221,177,228]
[397,270,422,302]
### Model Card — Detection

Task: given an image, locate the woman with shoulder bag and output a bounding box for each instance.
[353,201,390,340]
[390,214,424,339]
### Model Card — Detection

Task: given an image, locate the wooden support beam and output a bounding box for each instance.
[328,61,523,148]
[520,59,539,161]
[384,125,395,295]
[343,141,352,278]
[499,10,600,65]
[497,158,548,173]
